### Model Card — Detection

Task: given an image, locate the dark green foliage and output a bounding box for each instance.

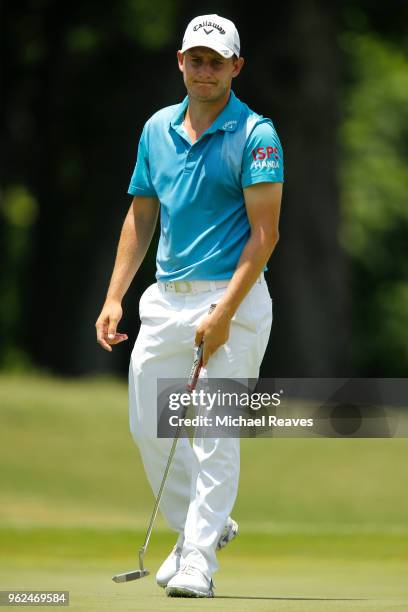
[1,1,407,375]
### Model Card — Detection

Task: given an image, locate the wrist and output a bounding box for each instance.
[215,300,235,320]
[105,293,123,305]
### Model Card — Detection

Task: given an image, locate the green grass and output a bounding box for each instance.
[1,529,407,610]
[1,374,408,610]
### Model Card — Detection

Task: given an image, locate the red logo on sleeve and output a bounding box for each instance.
[251,146,279,161]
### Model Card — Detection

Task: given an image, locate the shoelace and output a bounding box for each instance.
[180,565,204,578]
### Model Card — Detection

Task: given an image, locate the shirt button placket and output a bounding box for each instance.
[184,146,195,174]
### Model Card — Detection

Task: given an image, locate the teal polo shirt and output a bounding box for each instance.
[128,90,284,281]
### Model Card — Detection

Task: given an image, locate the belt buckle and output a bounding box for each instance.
[175,281,192,294]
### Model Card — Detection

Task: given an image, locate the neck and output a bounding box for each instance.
[185,89,231,134]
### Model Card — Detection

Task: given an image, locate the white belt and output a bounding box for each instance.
[157,275,263,295]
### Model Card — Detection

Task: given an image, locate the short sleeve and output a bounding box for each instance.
[241,120,284,188]
[127,123,157,197]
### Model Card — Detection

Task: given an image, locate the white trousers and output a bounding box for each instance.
[128,278,272,577]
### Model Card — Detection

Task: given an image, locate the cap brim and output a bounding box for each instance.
[181,39,234,58]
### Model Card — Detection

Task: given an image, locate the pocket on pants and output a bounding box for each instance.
[138,283,156,319]
[249,283,273,331]
[233,282,272,334]
[250,283,273,363]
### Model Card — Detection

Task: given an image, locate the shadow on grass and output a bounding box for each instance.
[217,596,367,601]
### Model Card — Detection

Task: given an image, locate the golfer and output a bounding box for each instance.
[96,14,283,598]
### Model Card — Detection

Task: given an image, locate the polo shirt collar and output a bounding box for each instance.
[170,90,242,138]
[206,90,242,134]
[170,96,189,131]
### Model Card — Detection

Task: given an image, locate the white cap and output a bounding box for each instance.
[181,14,240,59]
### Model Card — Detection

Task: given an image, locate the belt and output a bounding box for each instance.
[157,276,263,295]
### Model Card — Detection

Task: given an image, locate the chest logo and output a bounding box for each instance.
[222,120,238,130]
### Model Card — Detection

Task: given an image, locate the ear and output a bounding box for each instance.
[232,56,245,79]
[177,50,185,73]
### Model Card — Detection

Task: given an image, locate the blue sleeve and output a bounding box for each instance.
[127,122,157,197]
[241,120,284,188]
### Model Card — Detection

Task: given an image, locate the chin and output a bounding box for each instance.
[190,88,222,103]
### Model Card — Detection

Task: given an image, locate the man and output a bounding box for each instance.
[96,14,283,598]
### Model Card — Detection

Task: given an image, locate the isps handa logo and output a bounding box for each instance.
[251,146,280,170]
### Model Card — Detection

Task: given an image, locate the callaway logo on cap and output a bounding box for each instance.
[181,14,240,58]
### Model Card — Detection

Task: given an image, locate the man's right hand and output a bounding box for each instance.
[95,300,128,352]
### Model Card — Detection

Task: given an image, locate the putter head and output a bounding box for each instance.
[112,569,150,583]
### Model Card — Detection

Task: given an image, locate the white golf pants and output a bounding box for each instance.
[128,277,272,577]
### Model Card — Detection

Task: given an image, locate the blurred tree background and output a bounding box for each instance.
[1,0,407,378]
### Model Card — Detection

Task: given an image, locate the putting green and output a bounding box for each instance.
[1,375,408,610]
[1,528,407,610]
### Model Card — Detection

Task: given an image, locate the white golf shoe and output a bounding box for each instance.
[156,518,238,588]
[155,545,182,588]
[216,517,239,550]
[165,565,214,598]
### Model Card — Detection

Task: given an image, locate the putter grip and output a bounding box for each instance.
[186,303,217,392]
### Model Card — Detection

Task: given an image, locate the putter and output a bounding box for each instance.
[112,303,216,583]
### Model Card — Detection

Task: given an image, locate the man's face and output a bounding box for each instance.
[177,47,244,103]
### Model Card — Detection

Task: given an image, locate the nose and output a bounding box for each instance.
[196,61,214,80]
